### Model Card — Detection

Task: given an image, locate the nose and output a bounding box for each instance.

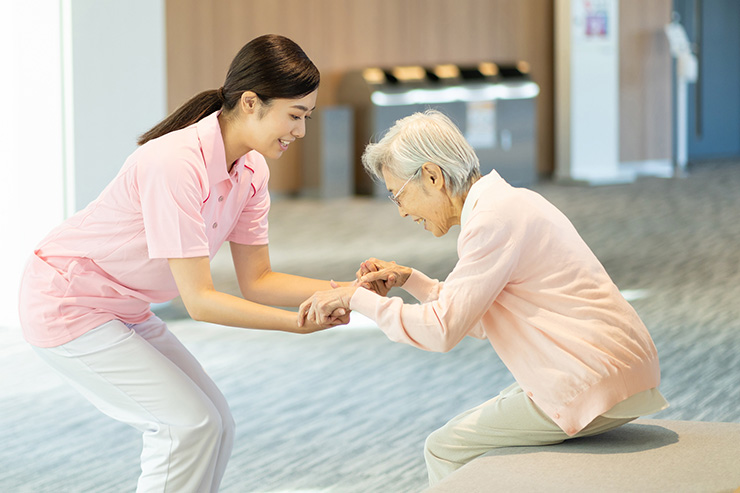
[398,206,408,218]
[292,119,306,139]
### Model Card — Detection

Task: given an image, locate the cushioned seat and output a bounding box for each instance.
[425,419,740,493]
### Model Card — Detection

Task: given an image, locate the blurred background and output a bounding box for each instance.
[1,1,739,492]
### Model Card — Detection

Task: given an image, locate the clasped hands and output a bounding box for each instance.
[297,258,411,328]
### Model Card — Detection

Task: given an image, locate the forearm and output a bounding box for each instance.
[230,243,353,307]
[350,288,465,352]
[241,270,349,307]
[184,287,300,332]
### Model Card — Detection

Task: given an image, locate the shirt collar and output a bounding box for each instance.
[195,111,231,186]
[460,170,501,228]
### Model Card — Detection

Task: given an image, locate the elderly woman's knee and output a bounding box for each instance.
[425,425,453,458]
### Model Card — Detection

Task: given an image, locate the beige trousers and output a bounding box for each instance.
[424,382,634,485]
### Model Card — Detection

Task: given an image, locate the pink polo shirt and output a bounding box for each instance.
[19,111,270,347]
[350,170,662,436]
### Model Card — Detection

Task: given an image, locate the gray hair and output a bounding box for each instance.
[361,110,481,197]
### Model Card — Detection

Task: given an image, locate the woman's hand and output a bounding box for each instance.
[355,258,412,296]
[293,305,350,334]
[297,286,358,327]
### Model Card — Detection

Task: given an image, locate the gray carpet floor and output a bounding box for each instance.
[1,161,739,492]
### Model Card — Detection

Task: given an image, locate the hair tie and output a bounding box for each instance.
[217,87,226,103]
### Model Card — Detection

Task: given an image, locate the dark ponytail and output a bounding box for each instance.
[138,34,320,146]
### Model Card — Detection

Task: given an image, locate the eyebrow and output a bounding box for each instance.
[291,105,315,112]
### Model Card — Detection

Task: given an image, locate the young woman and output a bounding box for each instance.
[19,34,348,492]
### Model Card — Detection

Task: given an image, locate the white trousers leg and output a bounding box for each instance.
[32,317,235,493]
[424,383,633,486]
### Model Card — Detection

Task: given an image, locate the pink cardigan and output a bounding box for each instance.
[350,171,661,436]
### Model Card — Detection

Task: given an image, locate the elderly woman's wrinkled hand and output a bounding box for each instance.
[294,307,350,334]
[297,286,357,327]
[354,260,387,295]
[355,258,412,296]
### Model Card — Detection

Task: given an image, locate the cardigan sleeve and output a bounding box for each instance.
[401,269,443,302]
[350,211,519,351]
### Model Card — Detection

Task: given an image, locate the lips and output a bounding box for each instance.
[278,138,292,151]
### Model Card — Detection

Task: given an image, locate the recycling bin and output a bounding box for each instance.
[338,62,539,195]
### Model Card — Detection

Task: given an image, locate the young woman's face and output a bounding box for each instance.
[243,90,318,159]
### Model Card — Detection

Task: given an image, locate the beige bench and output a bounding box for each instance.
[425,419,740,493]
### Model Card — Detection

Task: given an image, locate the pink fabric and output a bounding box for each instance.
[350,171,661,436]
[19,111,270,347]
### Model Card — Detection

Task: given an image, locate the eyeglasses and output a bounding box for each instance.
[388,169,421,207]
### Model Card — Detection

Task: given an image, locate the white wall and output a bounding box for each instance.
[0,0,166,328]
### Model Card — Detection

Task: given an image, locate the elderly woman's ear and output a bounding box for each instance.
[422,162,446,191]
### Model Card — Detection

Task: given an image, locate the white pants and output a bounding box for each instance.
[424,383,634,485]
[32,317,235,493]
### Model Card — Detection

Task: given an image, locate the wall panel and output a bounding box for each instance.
[619,0,672,163]
[166,0,667,192]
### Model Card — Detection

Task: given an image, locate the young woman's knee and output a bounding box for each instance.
[172,404,227,449]
[203,404,238,453]
[219,408,236,446]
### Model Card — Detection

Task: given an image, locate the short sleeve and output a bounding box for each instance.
[136,147,211,259]
[227,155,270,245]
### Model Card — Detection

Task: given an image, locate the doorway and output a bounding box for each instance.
[673,0,740,162]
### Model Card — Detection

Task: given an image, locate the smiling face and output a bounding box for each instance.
[382,163,464,237]
[230,90,318,161]
[256,91,317,159]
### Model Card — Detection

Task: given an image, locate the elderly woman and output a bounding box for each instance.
[298,110,668,485]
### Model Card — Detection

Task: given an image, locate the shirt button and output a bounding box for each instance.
[218,195,224,202]
[554,413,561,419]
[212,222,218,229]
[526,391,533,397]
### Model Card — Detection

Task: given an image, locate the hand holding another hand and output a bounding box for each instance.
[297,286,357,329]
[294,305,350,333]
[355,258,412,296]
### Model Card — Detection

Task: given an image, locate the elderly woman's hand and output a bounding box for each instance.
[297,286,358,328]
[355,258,412,296]
[293,307,350,333]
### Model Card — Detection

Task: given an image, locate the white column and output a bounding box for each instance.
[0,0,166,328]
[0,1,68,328]
[556,0,629,184]
[665,20,698,177]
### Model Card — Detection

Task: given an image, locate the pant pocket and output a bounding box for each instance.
[54,320,135,357]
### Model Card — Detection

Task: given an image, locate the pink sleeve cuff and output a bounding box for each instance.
[402,269,442,302]
[349,286,381,317]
